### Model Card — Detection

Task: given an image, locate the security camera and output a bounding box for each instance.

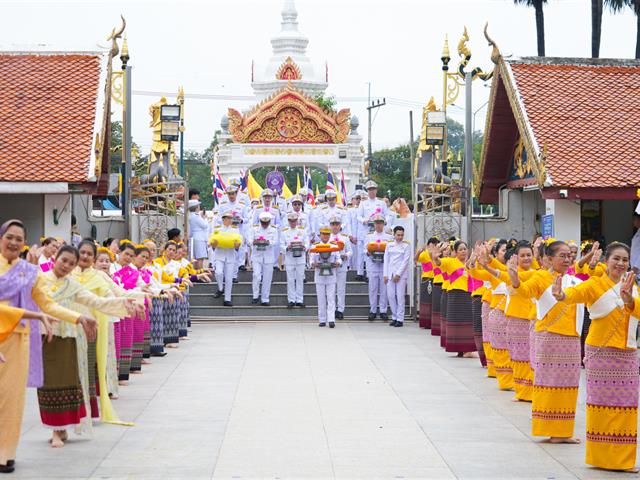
[559,189,568,198]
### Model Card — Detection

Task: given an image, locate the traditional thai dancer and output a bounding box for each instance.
[510,240,583,444]
[553,242,639,471]
[416,237,438,329]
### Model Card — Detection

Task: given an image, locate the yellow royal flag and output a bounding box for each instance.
[247,171,263,200]
[315,184,320,198]
[282,181,293,199]
[296,174,301,194]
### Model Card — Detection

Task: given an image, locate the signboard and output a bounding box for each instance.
[541,214,554,238]
[265,171,285,194]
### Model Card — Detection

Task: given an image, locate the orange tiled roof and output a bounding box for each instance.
[0,53,104,183]
[508,58,640,189]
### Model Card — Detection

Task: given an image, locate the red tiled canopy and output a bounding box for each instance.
[0,53,103,183]
[479,57,640,202]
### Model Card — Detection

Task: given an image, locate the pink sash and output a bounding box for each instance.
[421,261,433,273]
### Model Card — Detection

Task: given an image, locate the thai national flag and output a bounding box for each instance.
[326,169,336,192]
[340,169,348,206]
[304,167,315,205]
[239,169,248,190]
[215,170,226,204]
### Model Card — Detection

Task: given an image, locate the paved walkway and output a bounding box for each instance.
[14,322,633,479]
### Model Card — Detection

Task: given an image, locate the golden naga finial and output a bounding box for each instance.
[425,96,437,112]
[484,22,502,65]
[457,26,471,60]
[106,15,126,58]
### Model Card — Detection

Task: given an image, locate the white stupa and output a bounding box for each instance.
[251,0,328,100]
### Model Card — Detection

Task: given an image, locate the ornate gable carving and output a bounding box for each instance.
[228,84,350,144]
[276,57,301,80]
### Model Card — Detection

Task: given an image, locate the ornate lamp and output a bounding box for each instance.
[426,111,446,146]
[160,104,181,142]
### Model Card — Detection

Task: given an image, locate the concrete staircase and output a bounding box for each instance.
[189,269,410,322]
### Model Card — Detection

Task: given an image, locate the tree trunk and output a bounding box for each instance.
[591,0,602,58]
[535,1,546,56]
[636,12,640,59]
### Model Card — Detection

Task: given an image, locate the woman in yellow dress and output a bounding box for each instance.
[552,242,639,471]
[510,240,583,444]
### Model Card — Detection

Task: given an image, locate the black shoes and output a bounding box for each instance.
[0,463,14,474]
[239,265,247,271]
[389,320,397,327]
[232,278,239,284]
[296,302,306,308]
[319,323,326,327]
[395,322,403,327]
[368,312,376,321]
[223,301,233,307]
[355,275,365,281]
[151,352,167,357]
[335,311,344,320]
[261,302,270,306]
[251,298,259,304]
[329,322,335,328]
[288,302,295,309]
[213,289,224,298]
[380,313,388,321]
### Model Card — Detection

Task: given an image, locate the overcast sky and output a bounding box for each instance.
[2,0,638,154]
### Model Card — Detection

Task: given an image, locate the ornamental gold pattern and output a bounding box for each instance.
[276,57,302,81]
[228,84,350,144]
[244,147,334,155]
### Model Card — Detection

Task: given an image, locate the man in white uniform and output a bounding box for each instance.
[348,192,362,271]
[329,215,351,320]
[356,181,387,281]
[210,210,241,306]
[383,225,411,327]
[250,211,278,306]
[280,212,309,308]
[365,214,393,321]
[315,190,350,238]
[310,226,341,328]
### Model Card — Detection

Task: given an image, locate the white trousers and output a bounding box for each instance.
[234,245,246,278]
[336,269,347,313]
[316,282,336,324]
[350,241,359,270]
[357,241,366,275]
[285,263,305,303]
[386,276,407,322]
[368,272,387,314]
[215,259,235,302]
[252,260,274,302]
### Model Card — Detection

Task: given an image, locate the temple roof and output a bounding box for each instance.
[0,50,110,185]
[478,56,640,202]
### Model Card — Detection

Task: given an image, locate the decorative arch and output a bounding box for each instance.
[227,84,350,144]
[276,56,301,80]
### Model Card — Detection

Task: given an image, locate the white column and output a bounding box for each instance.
[43,194,72,242]
[545,199,580,244]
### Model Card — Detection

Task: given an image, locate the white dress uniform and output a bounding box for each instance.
[189,211,210,260]
[215,197,249,277]
[311,248,341,326]
[365,230,394,317]
[250,222,278,303]
[212,224,240,303]
[347,205,360,270]
[316,204,350,236]
[329,231,352,315]
[280,225,309,305]
[357,197,388,276]
[383,239,412,323]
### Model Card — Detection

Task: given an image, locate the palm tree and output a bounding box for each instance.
[603,0,640,58]
[513,0,548,56]
[592,0,603,57]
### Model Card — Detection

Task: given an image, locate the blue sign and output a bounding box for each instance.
[541,214,554,238]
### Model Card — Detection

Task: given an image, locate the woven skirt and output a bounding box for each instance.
[445,289,475,353]
[489,308,513,390]
[440,289,448,349]
[130,312,145,373]
[471,296,486,366]
[431,283,442,336]
[86,339,99,417]
[143,303,151,359]
[178,293,189,338]
[584,345,638,471]
[37,336,86,429]
[163,299,179,345]
[118,317,133,381]
[506,316,533,401]
[106,323,119,396]
[531,331,581,438]
[150,297,165,355]
[418,279,433,329]
[482,303,495,377]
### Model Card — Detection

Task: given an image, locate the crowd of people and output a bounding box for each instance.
[0,220,210,474]
[416,236,640,473]
[189,179,413,327]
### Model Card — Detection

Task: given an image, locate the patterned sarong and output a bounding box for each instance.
[471,296,486,366]
[445,290,475,353]
[150,297,165,355]
[489,308,513,390]
[440,290,448,349]
[482,303,495,377]
[418,279,433,329]
[584,345,638,470]
[506,316,533,401]
[531,331,581,438]
[430,284,442,336]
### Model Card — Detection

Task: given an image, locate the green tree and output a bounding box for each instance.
[109,120,142,174]
[513,0,548,56]
[370,144,412,202]
[183,131,221,210]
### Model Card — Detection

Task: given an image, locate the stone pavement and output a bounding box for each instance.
[13,322,634,479]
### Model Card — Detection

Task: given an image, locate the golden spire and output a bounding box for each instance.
[121,35,129,59]
[441,35,451,64]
